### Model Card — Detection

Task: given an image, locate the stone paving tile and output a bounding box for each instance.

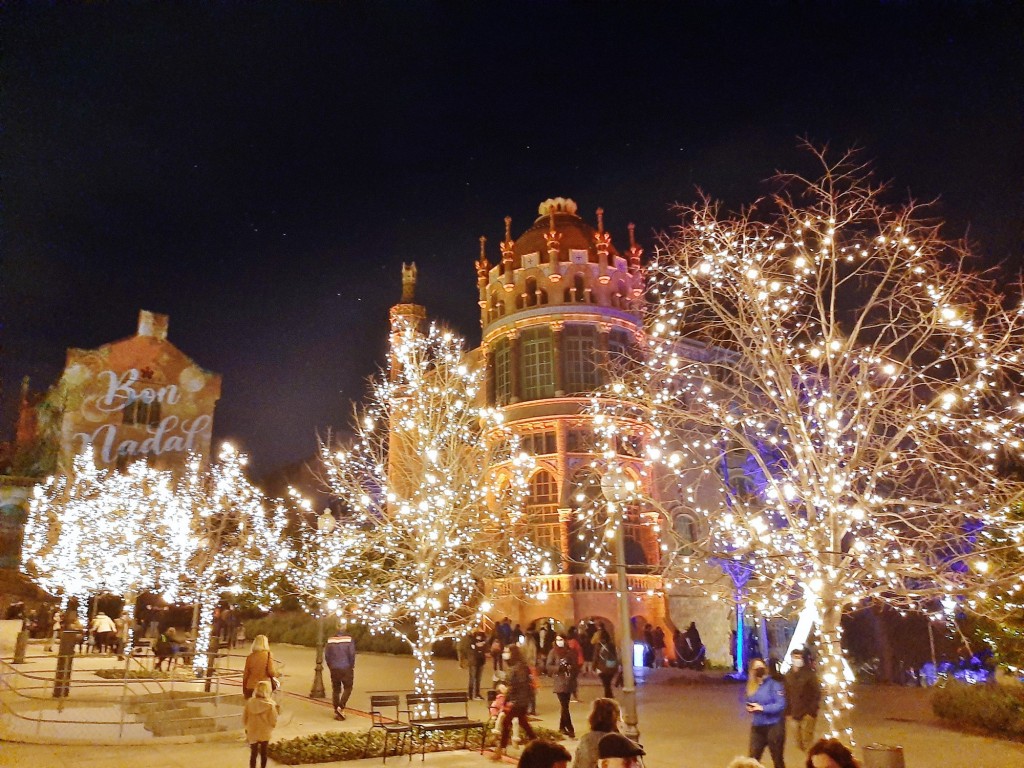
[3,645,1024,767]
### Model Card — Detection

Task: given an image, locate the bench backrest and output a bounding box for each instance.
[370,694,402,710]
[406,691,469,719]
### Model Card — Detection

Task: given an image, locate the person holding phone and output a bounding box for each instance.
[744,657,786,768]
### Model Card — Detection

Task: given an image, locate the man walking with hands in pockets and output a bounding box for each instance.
[325,628,356,720]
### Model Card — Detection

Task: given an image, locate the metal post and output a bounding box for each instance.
[612,502,640,741]
[310,610,326,698]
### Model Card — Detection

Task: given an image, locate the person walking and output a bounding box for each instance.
[242,635,279,700]
[490,632,505,673]
[745,657,787,768]
[90,611,116,653]
[574,698,621,768]
[325,627,356,720]
[546,634,579,737]
[652,626,666,668]
[594,634,619,698]
[491,645,537,760]
[243,679,279,768]
[784,648,821,752]
[466,629,488,700]
[567,626,585,702]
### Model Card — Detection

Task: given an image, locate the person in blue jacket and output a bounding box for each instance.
[745,656,787,768]
[325,629,356,720]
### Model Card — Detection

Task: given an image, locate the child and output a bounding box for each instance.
[489,683,508,734]
[243,679,279,768]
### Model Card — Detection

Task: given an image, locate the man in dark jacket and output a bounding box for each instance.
[325,629,356,720]
[783,647,821,750]
[466,630,488,699]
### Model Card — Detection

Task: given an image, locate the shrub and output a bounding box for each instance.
[269,726,564,765]
[932,682,1024,739]
[242,612,457,658]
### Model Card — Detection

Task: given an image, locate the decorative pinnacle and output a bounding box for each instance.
[549,208,556,233]
[628,222,637,249]
[504,216,512,242]
[479,235,487,260]
[401,262,417,303]
[597,207,605,234]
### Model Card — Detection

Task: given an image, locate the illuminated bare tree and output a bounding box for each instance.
[319,320,550,696]
[23,445,286,671]
[176,444,288,672]
[601,148,1024,739]
[23,451,185,631]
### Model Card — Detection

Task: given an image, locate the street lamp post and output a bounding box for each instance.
[601,465,640,742]
[309,509,335,700]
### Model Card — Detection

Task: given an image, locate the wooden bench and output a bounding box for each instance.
[364,694,413,763]
[405,691,486,760]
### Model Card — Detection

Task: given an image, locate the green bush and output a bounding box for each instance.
[242,612,458,658]
[270,725,564,765]
[932,682,1024,739]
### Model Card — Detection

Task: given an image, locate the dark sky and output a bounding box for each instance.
[4,1,1022,475]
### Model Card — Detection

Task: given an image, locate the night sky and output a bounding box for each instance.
[4,2,1022,475]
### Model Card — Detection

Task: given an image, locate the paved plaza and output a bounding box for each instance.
[2,643,1022,768]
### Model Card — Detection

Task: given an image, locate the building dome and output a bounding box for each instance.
[476,197,644,331]
[511,197,622,267]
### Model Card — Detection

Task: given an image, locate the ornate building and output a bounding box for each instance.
[390,198,731,660]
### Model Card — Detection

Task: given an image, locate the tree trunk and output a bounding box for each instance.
[411,635,437,716]
[192,600,217,675]
[868,604,895,684]
[818,597,855,742]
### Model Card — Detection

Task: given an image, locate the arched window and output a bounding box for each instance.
[526,276,539,307]
[673,512,699,555]
[573,273,586,302]
[566,467,604,570]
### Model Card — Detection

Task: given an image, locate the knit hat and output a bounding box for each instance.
[598,734,645,759]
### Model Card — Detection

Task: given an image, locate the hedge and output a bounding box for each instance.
[242,612,458,658]
[932,682,1024,740]
[269,725,564,764]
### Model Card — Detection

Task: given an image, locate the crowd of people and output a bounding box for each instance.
[468,613,837,768]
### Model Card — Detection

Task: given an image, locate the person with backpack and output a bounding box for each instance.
[546,633,580,737]
[595,635,620,698]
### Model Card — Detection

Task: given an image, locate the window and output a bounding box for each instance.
[673,513,699,555]
[493,339,512,405]
[573,273,586,302]
[527,470,561,553]
[493,339,512,406]
[521,431,556,456]
[566,429,594,453]
[563,324,600,394]
[524,277,547,307]
[520,328,555,400]
[122,398,162,427]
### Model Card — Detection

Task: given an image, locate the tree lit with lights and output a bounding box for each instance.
[23,444,286,672]
[600,148,1024,738]
[318,319,550,696]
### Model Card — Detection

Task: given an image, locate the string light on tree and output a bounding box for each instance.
[595,146,1024,740]
[317,319,551,699]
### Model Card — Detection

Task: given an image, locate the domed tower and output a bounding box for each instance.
[476,198,669,642]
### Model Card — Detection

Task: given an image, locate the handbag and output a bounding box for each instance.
[265,654,280,691]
